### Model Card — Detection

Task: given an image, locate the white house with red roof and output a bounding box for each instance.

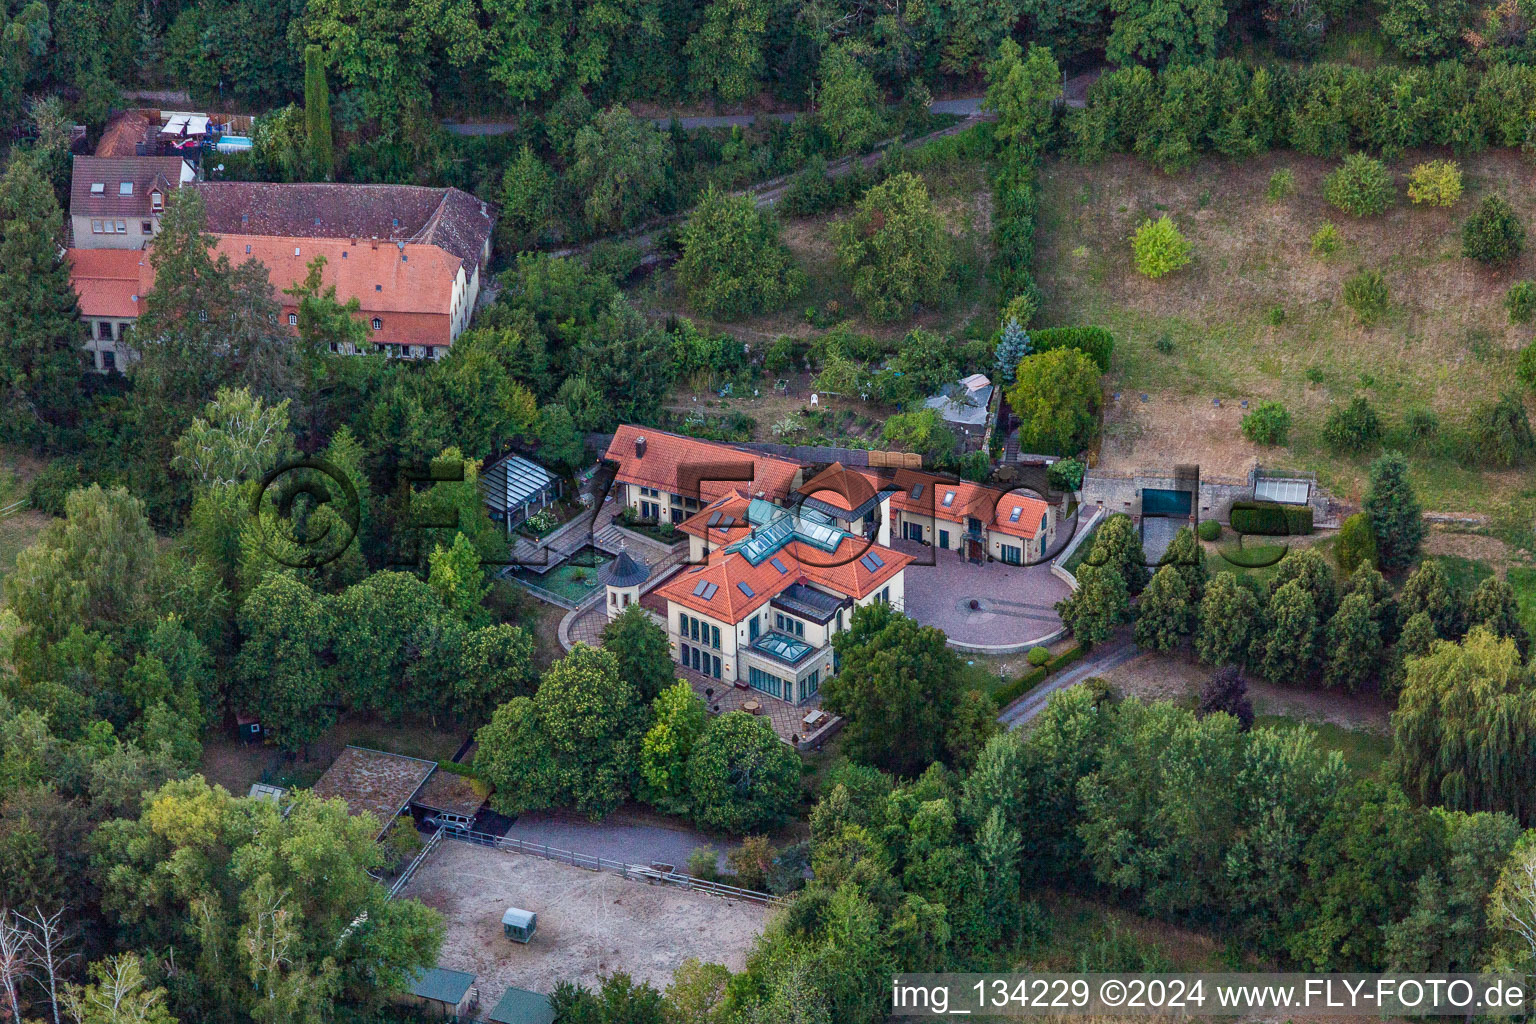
[600,425,1058,710]
[888,469,1057,565]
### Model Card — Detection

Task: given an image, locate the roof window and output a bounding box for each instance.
[942,491,956,507]
[1009,505,1022,522]
[119,182,133,195]
[90,183,104,194]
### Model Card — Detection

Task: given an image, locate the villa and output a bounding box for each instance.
[596,427,1065,715]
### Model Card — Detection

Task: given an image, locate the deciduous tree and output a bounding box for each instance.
[686,711,801,833]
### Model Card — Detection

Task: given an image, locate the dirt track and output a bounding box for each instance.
[399,837,771,995]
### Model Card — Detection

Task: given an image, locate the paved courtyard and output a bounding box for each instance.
[896,539,1072,650]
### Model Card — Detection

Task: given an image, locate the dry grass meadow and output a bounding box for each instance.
[1035,148,1536,540]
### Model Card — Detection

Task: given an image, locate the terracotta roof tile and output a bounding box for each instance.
[605,426,801,503]
[677,494,755,543]
[67,249,149,319]
[889,469,1050,539]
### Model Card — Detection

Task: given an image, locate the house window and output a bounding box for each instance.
[372,318,382,330]
[91,219,103,233]
[197,310,208,322]
[881,587,890,604]
[749,616,760,641]
[102,350,115,370]
[938,529,950,549]
[115,220,126,233]
[748,667,785,700]
[288,313,298,326]
[799,670,819,702]
[150,191,162,211]
[98,321,113,340]
[141,221,152,234]
[1001,544,1022,565]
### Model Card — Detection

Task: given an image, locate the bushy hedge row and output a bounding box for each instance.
[992,642,1088,708]
[1031,326,1115,372]
[1072,60,1536,174]
[1229,500,1315,536]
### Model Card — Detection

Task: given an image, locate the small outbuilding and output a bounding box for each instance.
[396,966,478,1021]
[482,455,563,535]
[486,986,555,1024]
[502,907,537,943]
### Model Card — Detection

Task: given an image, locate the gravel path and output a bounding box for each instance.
[996,631,1139,729]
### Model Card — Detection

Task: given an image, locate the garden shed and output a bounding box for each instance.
[482,455,562,535]
[486,986,555,1024]
[396,966,478,1021]
[502,907,537,943]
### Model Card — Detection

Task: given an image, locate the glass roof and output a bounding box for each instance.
[751,631,814,665]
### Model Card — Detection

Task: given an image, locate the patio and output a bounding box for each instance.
[895,539,1072,652]
[675,662,840,750]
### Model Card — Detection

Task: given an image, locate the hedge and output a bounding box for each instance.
[991,643,1089,708]
[1228,501,1314,536]
[1031,327,1115,372]
[1069,59,1536,174]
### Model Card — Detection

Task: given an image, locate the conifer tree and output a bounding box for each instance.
[993,317,1032,385]
[0,157,84,447]
[305,45,334,180]
[1364,451,1423,570]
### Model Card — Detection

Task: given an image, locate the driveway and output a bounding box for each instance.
[896,540,1071,651]
[997,632,1140,728]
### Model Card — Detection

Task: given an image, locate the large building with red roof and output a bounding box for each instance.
[66,161,494,371]
[602,427,1058,710]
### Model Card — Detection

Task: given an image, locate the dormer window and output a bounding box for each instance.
[119,182,133,195]
[371,318,382,330]
[150,191,163,211]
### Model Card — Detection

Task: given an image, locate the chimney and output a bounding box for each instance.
[371,238,379,249]
[634,436,646,458]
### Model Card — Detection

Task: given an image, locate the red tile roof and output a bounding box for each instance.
[889,470,1051,539]
[605,426,802,503]
[67,249,149,318]
[68,235,462,347]
[678,494,755,544]
[657,535,911,622]
[796,462,885,513]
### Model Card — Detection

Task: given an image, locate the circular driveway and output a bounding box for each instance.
[895,540,1073,652]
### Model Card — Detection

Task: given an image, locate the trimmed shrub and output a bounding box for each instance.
[1026,646,1051,666]
[1406,160,1462,207]
[1323,153,1393,216]
[1241,400,1291,446]
[1335,513,1377,573]
[1047,457,1085,492]
[1343,269,1390,326]
[1197,519,1222,542]
[1323,395,1382,452]
[1030,326,1115,372]
[1266,168,1296,200]
[1507,281,1536,324]
[1131,215,1192,278]
[1229,501,1314,536]
[1310,222,1341,257]
[1462,194,1526,265]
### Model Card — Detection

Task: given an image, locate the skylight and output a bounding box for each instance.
[1009,505,1022,522]
[693,580,710,596]
[701,582,718,600]
[119,182,133,195]
[942,491,956,507]
[769,557,788,574]
[90,183,104,194]
[910,483,924,499]
[737,582,755,598]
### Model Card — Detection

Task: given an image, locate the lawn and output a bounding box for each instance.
[1035,147,1536,535]
[1254,715,1393,778]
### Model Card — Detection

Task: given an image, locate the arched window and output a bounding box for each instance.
[371,318,382,330]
